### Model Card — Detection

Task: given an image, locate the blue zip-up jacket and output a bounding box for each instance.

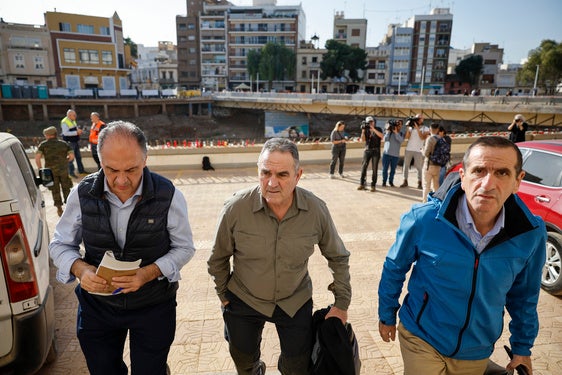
[378,181,546,360]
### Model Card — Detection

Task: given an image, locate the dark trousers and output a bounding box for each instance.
[329,146,346,175]
[382,154,399,184]
[68,140,85,174]
[75,285,176,375]
[223,290,313,375]
[359,149,380,187]
[91,142,101,170]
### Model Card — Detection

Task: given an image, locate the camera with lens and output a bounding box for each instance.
[405,116,419,127]
[387,119,397,132]
[360,120,369,130]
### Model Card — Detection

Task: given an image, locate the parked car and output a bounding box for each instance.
[0,132,57,374]
[447,139,562,295]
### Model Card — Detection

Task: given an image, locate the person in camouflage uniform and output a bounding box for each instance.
[35,126,75,216]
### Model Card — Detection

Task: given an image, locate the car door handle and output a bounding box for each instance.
[535,195,550,203]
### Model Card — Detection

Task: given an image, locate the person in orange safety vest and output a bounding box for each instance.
[89,112,106,170]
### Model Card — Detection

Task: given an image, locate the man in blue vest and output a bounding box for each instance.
[61,109,85,177]
[49,121,196,375]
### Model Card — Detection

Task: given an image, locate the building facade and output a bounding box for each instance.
[333,11,367,49]
[177,0,304,91]
[44,11,130,91]
[0,20,56,90]
[131,41,178,90]
[405,8,453,94]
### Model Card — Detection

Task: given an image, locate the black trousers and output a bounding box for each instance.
[75,285,176,375]
[223,290,313,375]
[359,149,380,187]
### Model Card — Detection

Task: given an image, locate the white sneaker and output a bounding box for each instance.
[329,174,335,179]
[340,174,346,178]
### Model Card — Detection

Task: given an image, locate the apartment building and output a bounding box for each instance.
[364,46,390,94]
[333,11,367,49]
[177,0,305,91]
[44,11,130,91]
[296,40,326,93]
[383,24,413,94]
[131,41,178,90]
[0,20,56,90]
[472,43,504,90]
[405,8,453,94]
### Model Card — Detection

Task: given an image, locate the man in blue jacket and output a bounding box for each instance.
[378,136,546,375]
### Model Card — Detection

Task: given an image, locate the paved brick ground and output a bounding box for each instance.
[37,161,561,375]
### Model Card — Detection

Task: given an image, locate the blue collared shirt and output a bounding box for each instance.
[456,194,505,253]
[49,175,195,284]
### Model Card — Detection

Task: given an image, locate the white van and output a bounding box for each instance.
[0,133,57,373]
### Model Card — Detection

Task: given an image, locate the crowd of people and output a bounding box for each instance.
[38,110,542,375]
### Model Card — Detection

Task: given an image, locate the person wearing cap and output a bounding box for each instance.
[35,126,74,217]
[507,114,528,143]
[358,116,384,192]
[329,120,348,178]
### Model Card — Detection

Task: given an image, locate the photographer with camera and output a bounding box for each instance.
[400,114,428,189]
[382,119,404,187]
[357,116,384,192]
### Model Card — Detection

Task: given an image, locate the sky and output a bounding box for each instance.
[1,0,560,64]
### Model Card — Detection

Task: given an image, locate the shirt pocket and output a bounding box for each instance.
[278,234,318,270]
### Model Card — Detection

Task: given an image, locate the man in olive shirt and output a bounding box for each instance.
[208,137,351,375]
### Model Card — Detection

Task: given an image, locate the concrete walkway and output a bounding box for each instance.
[38,162,562,374]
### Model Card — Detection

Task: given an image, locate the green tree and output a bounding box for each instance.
[518,40,562,94]
[320,40,368,90]
[124,37,138,58]
[246,43,295,90]
[455,54,483,87]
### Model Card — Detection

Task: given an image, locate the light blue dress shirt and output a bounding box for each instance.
[456,194,505,253]
[49,175,195,284]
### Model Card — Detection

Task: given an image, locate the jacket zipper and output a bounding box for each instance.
[450,255,480,356]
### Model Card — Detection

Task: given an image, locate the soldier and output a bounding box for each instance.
[35,126,74,217]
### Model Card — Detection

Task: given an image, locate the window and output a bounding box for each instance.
[34,56,44,69]
[188,23,195,30]
[79,49,99,64]
[522,150,562,187]
[14,54,25,69]
[59,22,71,32]
[100,26,110,35]
[351,28,360,37]
[302,57,307,65]
[77,24,95,34]
[178,23,187,30]
[102,51,113,65]
[301,71,307,78]
[312,57,318,63]
[63,48,76,63]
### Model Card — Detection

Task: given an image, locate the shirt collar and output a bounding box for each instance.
[103,175,144,206]
[458,194,505,238]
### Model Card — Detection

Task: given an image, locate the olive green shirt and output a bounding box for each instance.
[208,185,351,317]
[37,138,73,175]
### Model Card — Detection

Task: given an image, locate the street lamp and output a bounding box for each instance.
[533,65,540,96]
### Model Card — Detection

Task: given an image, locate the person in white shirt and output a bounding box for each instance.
[400,114,428,189]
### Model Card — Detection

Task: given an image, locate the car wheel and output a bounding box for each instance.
[45,336,58,364]
[541,232,562,295]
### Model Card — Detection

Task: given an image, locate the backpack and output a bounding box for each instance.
[429,136,451,167]
[202,156,214,171]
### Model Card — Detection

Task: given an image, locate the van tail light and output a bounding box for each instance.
[0,214,39,303]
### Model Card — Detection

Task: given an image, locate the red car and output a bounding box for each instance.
[447,139,562,295]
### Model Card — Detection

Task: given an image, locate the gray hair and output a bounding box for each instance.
[258,137,300,173]
[97,121,147,160]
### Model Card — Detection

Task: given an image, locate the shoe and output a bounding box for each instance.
[382,183,387,187]
[329,174,335,179]
[70,173,78,178]
[357,185,366,190]
[417,181,423,189]
[389,183,395,187]
[340,173,346,178]
[370,186,376,192]
[79,171,88,175]
[56,206,63,217]
[400,180,408,187]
